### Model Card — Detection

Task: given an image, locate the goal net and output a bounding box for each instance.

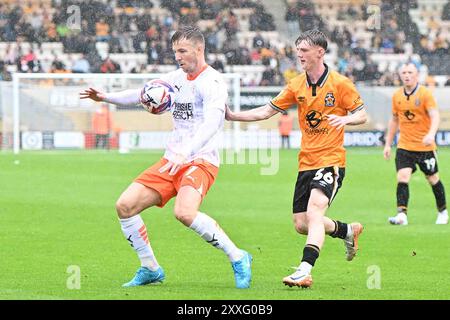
[1,72,241,154]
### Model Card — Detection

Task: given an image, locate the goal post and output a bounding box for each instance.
[4,72,241,154]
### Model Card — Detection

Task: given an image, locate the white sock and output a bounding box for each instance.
[439,209,448,215]
[119,215,160,271]
[189,212,244,262]
[345,223,353,240]
[298,261,313,275]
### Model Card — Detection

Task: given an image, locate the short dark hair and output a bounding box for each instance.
[171,25,205,45]
[295,30,328,50]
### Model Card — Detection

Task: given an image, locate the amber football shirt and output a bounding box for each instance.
[270,65,364,171]
[392,85,437,152]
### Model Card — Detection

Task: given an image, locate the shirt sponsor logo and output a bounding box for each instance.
[173,102,194,120]
[305,110,329,135]
[404,110,415,120]
[306,110,322,128]
[305,127,329,135]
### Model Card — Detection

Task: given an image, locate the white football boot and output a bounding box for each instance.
[388,212,408,225]
[282,269,313,288]
[436,210,449,225]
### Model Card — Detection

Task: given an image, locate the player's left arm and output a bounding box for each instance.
[183,108,223,155]
[159,77,227,176]
[328,79,367,129]
[422,91,439,146]
[423,109,440,146]
[328,108,367,129]
[159,107,223,175]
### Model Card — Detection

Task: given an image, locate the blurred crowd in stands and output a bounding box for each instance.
[0,0,449,87]
[286,0,449,86]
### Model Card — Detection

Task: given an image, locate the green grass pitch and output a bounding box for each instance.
[1,148,449,300]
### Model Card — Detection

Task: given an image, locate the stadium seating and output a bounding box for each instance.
[0,0,448,86]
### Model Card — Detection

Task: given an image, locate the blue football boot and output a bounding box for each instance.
[122,266,165,287]
[231,250,252,289]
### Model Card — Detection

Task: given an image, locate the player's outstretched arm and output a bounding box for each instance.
[225,104,278,122]
[80,88,141,106]
[79,87,107,102]
[383,115,399,160]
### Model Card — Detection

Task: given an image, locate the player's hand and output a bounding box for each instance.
[225,105,234,121]
[422,133,435,146]
[79,87,106,102]
[159,154,187,176]
[383,145,391,160]
[327,114,349,129]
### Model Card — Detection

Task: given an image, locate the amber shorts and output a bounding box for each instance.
[135,158,219,207]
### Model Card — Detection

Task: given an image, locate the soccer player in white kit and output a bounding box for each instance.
[80,26,252,289]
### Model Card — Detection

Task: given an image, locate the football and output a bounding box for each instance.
[140,79,175,114]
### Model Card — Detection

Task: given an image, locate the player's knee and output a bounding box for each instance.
[397,177,410,184]
[427,174,439,185]
[294,221,308,234]
[397,172,411,183]
[115,199,135,219]
[293,215,308,234]
[174,205,196,226]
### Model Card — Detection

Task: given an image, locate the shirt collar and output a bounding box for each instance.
[306,63,329,88]
[187,64,209,81]
[403,83,419,97]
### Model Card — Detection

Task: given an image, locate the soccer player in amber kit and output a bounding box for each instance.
[226,30,367,288]
[384,62,448,225]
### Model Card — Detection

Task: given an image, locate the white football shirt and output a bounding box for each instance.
[160,65,227,167]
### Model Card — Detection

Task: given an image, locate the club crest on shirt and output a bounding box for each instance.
[415,98,420,107]
[324,92,335,107]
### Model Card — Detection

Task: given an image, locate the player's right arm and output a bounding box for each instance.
[225,103,279,122]
[80,88,140,106]
[383,114,399,160]
[384,92,400,160]
[226,80,296,122]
